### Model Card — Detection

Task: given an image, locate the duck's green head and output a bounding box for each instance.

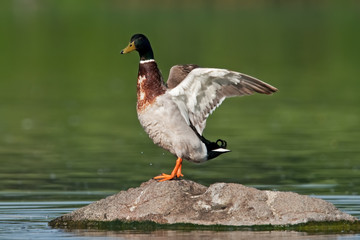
[121,34,154,60]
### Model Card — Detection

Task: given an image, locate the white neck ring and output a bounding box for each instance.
[140,59,155,64]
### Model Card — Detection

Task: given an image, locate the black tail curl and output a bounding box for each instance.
[189,122,230,160]
[216,139,227,148]
[206,138,229,160]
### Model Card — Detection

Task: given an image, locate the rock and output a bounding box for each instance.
[50,179,357,227]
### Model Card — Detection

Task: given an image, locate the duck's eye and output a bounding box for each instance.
[130,44,133,47]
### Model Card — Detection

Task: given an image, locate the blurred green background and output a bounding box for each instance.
[0,0,359,199]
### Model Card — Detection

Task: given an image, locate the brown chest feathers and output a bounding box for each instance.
[137,61,166,111]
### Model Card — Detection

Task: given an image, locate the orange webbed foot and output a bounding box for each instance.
[153,173,177,182]
[153,157,183,182]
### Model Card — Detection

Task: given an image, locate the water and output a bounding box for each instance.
[1,1,360,239]
[0,194,359,239]
[0,200,91,240]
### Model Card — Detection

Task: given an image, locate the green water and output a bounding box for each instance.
[1,1,360,197]
[0,1,360,239]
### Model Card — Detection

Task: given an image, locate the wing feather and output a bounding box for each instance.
[166,64,200,89]
[168,68,278,134]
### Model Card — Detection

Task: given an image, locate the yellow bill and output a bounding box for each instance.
[121,41,136,54]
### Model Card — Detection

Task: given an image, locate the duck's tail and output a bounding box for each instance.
[205,138,231,160]
[189,123,231,160]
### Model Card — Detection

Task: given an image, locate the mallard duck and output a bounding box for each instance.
[121,34,278,182]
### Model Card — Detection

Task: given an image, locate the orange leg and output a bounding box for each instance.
[176,161,184,178]
[153,157,183,182]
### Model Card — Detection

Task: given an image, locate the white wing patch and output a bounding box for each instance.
[168,68,277,134]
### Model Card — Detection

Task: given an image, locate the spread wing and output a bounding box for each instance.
[168,68,278,134]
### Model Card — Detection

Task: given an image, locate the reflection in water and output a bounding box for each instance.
[70,229,352,240]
